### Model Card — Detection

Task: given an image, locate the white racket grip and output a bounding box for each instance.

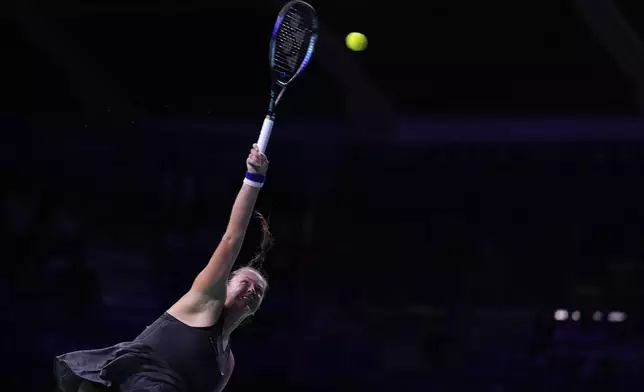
[256,116,274,153]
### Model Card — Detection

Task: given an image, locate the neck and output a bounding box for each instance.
[220,307,244,342]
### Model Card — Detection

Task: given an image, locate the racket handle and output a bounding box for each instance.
[256,116,274,154]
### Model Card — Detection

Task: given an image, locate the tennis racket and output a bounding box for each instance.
[255,0,318,153]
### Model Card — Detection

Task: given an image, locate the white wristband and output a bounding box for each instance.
[243,178,264,188]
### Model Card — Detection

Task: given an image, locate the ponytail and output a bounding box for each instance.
[248,211,274,271]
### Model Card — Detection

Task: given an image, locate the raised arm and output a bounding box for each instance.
[169,144,268,328]
[191,144,269,298]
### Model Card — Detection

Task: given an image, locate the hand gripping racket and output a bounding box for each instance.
[255,1,318,153]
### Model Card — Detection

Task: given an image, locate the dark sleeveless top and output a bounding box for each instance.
[136,312,231,392]
[55,312,230,392]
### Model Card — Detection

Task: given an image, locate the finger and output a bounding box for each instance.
[253,150,266,161]
[253,143,259,151]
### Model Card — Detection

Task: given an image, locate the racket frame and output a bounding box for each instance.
[256,0,318,153]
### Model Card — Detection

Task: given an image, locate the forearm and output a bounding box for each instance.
[189,145,267,295]
[223,183,261,243]
[191,183,260,294]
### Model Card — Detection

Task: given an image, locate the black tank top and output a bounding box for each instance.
[134,312,230,392]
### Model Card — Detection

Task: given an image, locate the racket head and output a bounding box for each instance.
[269,1,318,87]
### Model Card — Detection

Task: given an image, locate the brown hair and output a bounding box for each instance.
[230,211,272,288]
[247,211,274,273]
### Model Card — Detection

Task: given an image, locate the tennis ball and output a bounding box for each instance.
[345,32,368,51]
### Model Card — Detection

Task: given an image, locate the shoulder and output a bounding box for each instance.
[229,350,235,370]
[166,290,225,328]
[224,350,235,380]
[214,350,235,392]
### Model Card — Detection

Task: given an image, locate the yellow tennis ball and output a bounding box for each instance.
[345,32,368,51]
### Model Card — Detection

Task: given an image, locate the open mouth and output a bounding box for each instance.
[242,293,257,308]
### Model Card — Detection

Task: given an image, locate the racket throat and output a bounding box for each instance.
[267,88,286,116]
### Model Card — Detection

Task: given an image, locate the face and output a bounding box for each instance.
[226,268,267,317]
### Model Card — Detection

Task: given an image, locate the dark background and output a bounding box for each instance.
[3,0,642,116]
[2,0,644,391]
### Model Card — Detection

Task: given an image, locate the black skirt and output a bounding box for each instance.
[54,341,188,392]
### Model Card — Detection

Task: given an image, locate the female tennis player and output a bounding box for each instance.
[55,144,271,392]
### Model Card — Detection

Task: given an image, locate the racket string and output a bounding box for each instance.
[274,7,315,79]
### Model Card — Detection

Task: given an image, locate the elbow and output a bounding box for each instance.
[221,231,244,247]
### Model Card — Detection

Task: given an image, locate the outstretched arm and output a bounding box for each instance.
[191,144,269,299]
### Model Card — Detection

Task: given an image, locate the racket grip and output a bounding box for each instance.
[256,116,274,154]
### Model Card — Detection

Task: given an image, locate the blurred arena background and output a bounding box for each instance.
[2,0,644,391]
